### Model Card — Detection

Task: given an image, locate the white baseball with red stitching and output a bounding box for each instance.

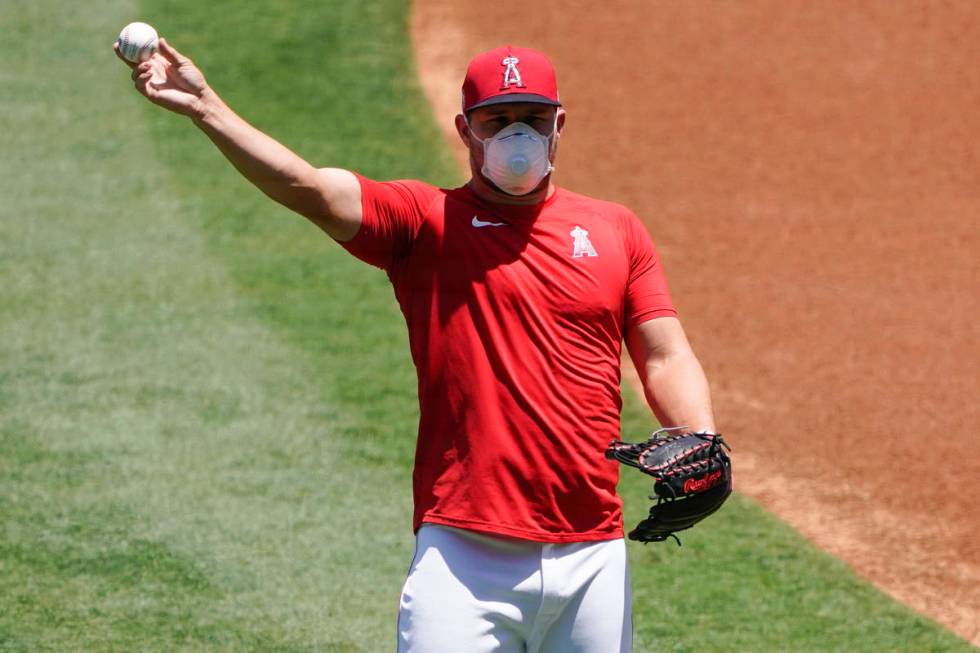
[116,22,158,63]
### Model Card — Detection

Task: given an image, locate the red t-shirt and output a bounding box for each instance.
[340,175,676,542]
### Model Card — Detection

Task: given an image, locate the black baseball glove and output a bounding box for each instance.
[606,427,732,545]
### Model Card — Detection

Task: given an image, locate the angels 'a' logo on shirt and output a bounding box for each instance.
[570,226,598,258]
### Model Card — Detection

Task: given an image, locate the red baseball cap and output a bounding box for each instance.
[462,45,561,113]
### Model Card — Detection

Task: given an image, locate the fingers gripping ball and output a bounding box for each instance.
[606,427,732,545]
[117,22,158,63]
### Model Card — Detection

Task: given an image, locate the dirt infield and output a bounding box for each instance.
[412,0,979,644]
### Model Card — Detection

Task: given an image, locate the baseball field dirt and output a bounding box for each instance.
[412,0,979,645]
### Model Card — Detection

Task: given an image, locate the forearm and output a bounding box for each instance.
[191,90,352,237]
[119,39,360,240]
[640,349,716,433]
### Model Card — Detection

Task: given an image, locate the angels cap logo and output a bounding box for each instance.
[571,226,598,258]
[501,55,526,89]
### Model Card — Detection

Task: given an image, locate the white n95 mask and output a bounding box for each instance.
[470,120,555,196]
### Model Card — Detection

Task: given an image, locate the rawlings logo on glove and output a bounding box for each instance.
[606,427,732,545]
[683,469,723,494]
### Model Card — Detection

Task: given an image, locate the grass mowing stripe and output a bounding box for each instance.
[1,1,393,650]
[1,0,973,650]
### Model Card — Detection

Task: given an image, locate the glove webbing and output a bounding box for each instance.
[640,437,714,475]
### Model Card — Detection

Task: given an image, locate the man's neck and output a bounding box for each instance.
[466,175,555,206]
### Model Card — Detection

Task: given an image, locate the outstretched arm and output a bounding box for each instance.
[625,316,716,433]
[113,38,361,241]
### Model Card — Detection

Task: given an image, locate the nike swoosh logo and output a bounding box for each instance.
[472,216,506,228]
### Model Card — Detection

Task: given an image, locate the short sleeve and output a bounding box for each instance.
[339,174,441,271]
[623,210,677,327]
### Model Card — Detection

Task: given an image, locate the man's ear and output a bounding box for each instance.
[555,108,567,138]
[455,114,471,148]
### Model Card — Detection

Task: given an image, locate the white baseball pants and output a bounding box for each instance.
[397,524,632,653]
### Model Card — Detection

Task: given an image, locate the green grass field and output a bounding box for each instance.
[0,1,974,651]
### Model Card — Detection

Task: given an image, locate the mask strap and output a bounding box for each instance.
[465,116,486,145]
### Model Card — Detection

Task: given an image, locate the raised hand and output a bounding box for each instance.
[113,37,212,118]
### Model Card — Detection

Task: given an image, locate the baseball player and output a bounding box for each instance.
[115,39,716,653]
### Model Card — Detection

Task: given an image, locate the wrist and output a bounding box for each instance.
[190,86,224,124]
[692,428,719,436]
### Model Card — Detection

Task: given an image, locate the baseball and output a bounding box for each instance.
[116,22,158,63]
